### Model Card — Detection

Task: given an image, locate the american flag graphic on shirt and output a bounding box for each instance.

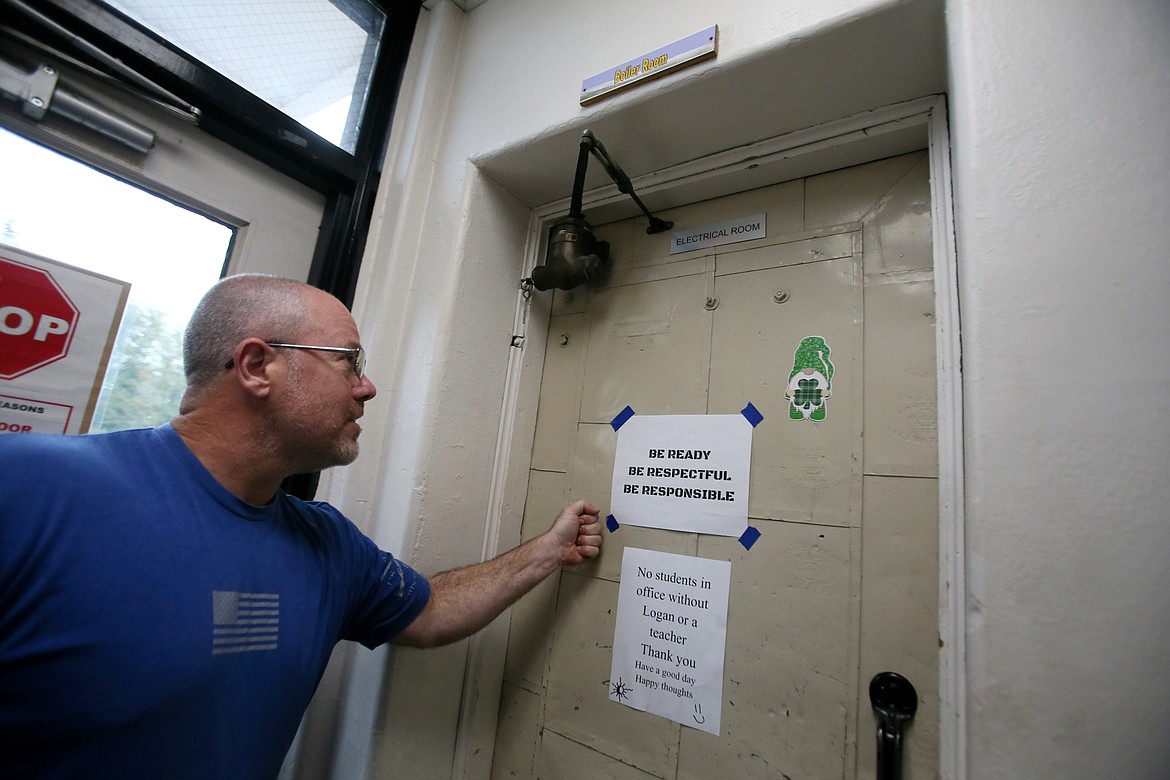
[212,591,279,655]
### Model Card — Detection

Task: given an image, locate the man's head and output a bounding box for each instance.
[180,274,376,472]
[183,274,310,396]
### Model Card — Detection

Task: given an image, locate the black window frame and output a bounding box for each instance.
[4,0,422,309]
[3,0,420,498]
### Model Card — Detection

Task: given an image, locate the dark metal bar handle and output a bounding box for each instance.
[869,671,918,780]
[875,719,902,780]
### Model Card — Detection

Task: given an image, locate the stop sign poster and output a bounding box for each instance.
[0,246,129,435]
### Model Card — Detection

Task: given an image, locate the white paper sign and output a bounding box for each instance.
[0,246,129,435]
[610,413,752,537]
[609,547,731,735]
[669,213,765,255]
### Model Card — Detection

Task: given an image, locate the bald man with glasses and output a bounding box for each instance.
[0,274,602,780]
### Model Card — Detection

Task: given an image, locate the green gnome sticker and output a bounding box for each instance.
[785,336,834,421]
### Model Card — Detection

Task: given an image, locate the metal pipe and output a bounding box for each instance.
[3,0,197,118]
[0,56,156,153]
[48,85,155,153]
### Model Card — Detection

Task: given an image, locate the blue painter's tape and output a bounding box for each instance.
[741,402,764,428]
[738,526,761,550]
[611,405,636,431]
[606,514,620,533]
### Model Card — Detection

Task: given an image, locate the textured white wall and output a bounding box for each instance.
[325,0,1170,776]
[358,0,943,583]
[349,3,931,776]
[438,0,902,155]
[947,0,1170,776]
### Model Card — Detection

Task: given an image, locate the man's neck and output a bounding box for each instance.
[171,412,285,505]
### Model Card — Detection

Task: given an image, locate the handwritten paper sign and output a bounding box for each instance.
[610,413,752,536]
[609,547,731,735]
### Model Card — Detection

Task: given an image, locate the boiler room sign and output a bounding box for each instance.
[0,247,129,435]
[610,412,754,537]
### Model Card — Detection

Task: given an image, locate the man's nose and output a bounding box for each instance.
[355,374,377,402]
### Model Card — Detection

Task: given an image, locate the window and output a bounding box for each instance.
[5,0,421,306]
[0,126,231,432]
[101,0,386,153]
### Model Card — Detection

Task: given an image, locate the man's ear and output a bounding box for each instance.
[227,338,277,398]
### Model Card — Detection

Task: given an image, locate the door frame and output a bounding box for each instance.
[456,94,965,780]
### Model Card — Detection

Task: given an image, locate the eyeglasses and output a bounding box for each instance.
[224,342,366,378]
[268,342,366,378]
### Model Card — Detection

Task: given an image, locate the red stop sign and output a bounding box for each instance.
[0,257,80,380]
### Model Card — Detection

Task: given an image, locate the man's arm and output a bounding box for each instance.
[392,499,602,648]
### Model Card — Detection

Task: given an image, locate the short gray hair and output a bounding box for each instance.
[182,274,314,394]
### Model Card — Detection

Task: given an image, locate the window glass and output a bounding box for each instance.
[0,127,231,432]
[100,0,386,153]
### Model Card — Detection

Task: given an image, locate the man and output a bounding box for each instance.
[0,274,602,779]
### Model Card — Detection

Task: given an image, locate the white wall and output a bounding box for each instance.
[324,0,1170,776]
[947,0,1170,776]
[345,1,945,776]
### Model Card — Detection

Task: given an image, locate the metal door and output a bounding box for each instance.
[494,152,938,779]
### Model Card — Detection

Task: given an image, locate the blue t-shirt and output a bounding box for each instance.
[0,425,430,779]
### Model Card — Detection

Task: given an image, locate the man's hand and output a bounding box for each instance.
[549,499,603,566]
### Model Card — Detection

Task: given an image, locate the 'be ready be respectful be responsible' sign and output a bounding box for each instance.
[609,413,753,537]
